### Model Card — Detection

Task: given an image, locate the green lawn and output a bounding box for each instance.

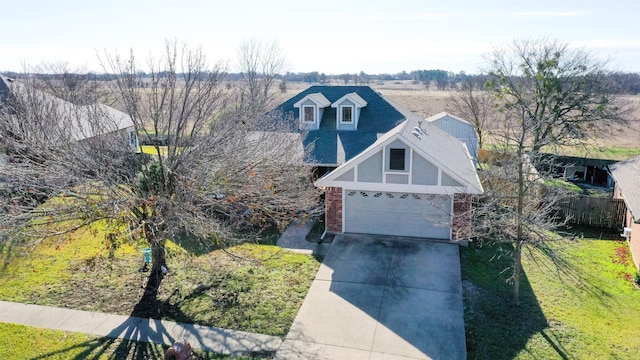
[0,222,321,358]
[0,323,264,359]
[463,231,640,359]
[543,145,640,160]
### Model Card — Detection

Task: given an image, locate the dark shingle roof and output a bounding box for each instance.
[274,86,406,165]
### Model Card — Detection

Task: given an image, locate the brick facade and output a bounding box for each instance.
[452,193,472,240]
[615,183,640,269]
[325,187,343,233]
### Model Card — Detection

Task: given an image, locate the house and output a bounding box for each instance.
[0,74,139,153]
[426,112,479,166]
[610,155,640,269]
[275,86,483,240]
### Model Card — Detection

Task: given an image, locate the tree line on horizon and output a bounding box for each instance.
[4,68,640,95]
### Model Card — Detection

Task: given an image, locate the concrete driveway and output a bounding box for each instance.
[276,234,466,360]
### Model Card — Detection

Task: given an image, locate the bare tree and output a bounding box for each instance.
[447,78,495,149]
[29,62,106,105]
[471,38,623,304]
[485,38,623,153]
[234,39,287,120]
[0,41,318,307]
[473,150,570,305]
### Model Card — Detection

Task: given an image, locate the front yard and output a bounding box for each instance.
[0,222,321,358]
[463,229,640,359]
[4,220,640,359]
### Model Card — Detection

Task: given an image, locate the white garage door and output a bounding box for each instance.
[344,190,452,239]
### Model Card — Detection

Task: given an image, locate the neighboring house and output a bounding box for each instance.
[426,112,479,166]
[0,74,139,153]
[610,156,640,269]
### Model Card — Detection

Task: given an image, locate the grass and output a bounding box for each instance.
[0,221,321,357]
[140,145,168,156]
[544,179,583,194]
[463,230,640,359]
[0,323,265,359]
[543,145,640,160]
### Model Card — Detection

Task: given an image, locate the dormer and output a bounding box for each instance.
[331,92,367,131]
[294,92,330,130]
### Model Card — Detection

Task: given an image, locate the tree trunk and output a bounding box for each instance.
[513,241,522,305]
[144,240,167,299]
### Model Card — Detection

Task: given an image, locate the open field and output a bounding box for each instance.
[462,229,640,359]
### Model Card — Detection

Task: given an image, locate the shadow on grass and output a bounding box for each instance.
[462,243,566,360]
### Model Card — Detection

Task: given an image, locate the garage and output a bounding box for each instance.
[344,190,452,239]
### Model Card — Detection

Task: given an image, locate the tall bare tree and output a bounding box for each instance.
[472,38,622,304]
[30,62,106,105]
[485,38,623,153]
[447,78,495,150]
[234,39,287,120]
[0,41,318,307]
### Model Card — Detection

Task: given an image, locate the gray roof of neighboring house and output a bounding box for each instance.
[273,86,406,165]
[610,155,640,222]
[0,74,134,141]
[0,74,15,108]
[426,111,473,126]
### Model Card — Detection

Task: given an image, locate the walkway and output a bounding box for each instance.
[276,219,331,256]
[0,300,281,355]
[276,234,467,360]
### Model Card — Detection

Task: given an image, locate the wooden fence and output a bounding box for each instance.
[558,195,626,229]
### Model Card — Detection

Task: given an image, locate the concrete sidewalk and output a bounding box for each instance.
[0,300,281,355]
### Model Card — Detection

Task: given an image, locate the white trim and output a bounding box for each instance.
[325,181,467,194]
[341,188,346,233]
[315,131,483,194]
[449,195,454,241]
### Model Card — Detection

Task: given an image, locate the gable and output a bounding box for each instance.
[315,134,476,194]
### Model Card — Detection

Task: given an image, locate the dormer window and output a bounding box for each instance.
[303,106,315,123]
[294,92,330,130]
[331,92,367,130]
[340,105,353,123]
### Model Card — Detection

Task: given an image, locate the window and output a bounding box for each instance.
[389,148,405,170]
[129,130,138,150]
[341,106,353,123]
[303,106,315,123]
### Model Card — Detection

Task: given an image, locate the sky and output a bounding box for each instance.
[1,0,639,75]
